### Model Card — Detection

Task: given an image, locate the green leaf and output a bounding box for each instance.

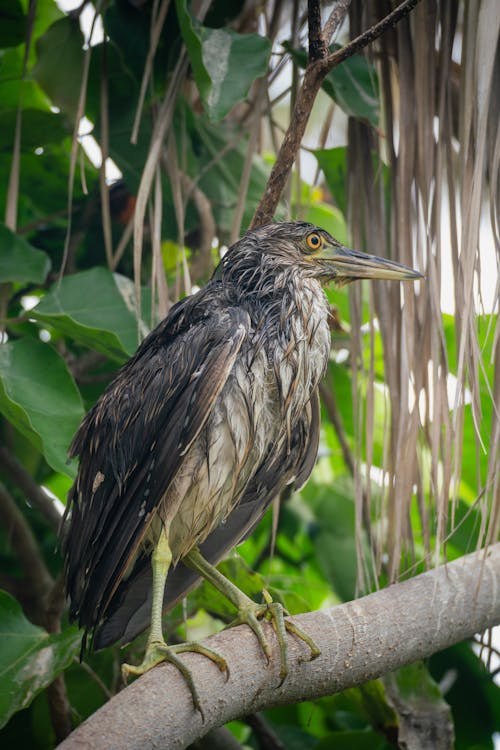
[301,201,348,246]
[0,108,67,150]
[32,17,84,121]
[85,40,147,190]
[313,147,348,215]
[285,43,379,125]
[0,148,94,229]
[0,0,26,49]
[302,478,362,601]
[32,268,148,360]
[323,45,380,126]
[0,223,51,283]
[389,662,443,702]
[0,590,81,729]
[0,338,84,476]
[176,0,271,120]
[193,115,272,232]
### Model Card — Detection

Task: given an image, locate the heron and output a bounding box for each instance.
[62,221,421,706]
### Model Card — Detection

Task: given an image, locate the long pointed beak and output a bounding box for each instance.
[318,242,423,282]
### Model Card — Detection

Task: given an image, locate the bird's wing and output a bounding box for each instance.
[93,389,321,648]
[62,296,249,637]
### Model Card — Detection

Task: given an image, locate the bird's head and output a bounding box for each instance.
[238,221,423,285]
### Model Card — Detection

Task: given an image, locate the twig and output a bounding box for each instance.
[181,174,216,282]
[76,659,113,700]
[250,0,422,228]
[322,0,421,70]
[245,713,287,750]
[0,482,53,617]
[0,447,62,531]
[319,381,355,475]
[323,0,351,45]
[307,0,327,61]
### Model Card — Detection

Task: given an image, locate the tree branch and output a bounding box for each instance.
[321,0,421,70]
[307,0,327,62]
[323,0,351,45]
[250,0,422,228]
[57,544,500,750]
[0,446,62,531]
[0,482,53,615]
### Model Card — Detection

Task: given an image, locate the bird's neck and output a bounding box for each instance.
[228,263,331,384]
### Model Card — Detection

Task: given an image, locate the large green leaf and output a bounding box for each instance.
[32,17,84,121]
[0,590,81,729]
[0,338,83,476]
[176,0,271,120]
[32,268,147,360]
[0,223,51,283]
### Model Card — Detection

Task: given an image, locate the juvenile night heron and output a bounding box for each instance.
[62,222,421,703]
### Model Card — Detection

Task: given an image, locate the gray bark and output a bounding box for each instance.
[58,543,500,750]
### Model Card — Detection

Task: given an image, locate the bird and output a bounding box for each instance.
[61,221,421,706]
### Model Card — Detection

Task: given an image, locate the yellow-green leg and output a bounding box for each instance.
[122,528,227,712]
[184,547,320,682]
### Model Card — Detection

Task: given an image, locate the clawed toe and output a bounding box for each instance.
[228,590,321,680]
[121,639,228,716]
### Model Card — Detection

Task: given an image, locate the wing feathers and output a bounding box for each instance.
[62,297,249,634]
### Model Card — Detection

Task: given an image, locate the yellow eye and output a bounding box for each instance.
[306,232,322,252]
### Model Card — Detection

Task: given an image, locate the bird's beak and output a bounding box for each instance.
[317,241,423,282]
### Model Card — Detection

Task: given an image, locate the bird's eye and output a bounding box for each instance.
[305,232,322,252]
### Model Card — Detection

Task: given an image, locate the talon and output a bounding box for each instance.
[226,590,321,680]
[121,639,226,717]
[284,618,321,661]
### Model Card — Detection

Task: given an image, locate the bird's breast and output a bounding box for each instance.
[166,279,331,562]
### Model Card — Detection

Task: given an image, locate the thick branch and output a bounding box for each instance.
[57,544,500,750]
[250,0,422,228]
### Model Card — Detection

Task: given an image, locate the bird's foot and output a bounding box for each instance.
[228,588,321,683]
[122,639,228,715]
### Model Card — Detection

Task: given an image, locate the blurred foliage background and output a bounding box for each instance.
[0,0,499,748]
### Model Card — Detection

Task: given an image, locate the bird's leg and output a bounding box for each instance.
[184,547,320,682]
[122,528,227,712]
